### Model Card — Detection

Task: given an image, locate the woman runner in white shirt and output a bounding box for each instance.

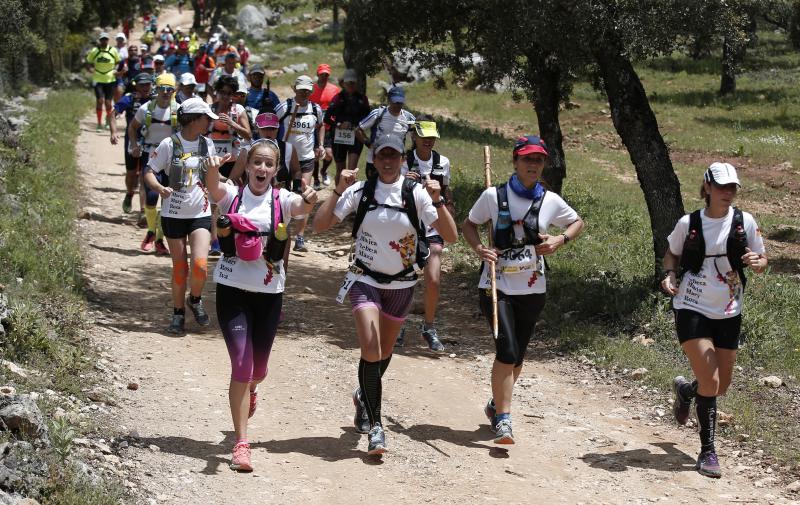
[661,162,767,478]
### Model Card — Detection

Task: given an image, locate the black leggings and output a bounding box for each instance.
[479,290,546,367]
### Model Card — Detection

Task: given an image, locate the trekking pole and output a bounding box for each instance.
[484,145,499,340]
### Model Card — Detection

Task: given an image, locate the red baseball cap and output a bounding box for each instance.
[513,135,549,157]
[316,63,331,76]
[178,40,188,50]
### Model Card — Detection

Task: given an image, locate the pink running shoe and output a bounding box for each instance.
[154,239,169,255]
[140,231,156,252]
[248,390,258,418]
[230,441,253,472]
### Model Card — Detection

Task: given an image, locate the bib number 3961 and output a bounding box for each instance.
[334,127,355,146]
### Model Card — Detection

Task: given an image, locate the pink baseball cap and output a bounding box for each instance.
[255,112,280,129]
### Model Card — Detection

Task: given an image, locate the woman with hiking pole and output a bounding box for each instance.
[662,162,767,478]
[312,133,457,456]
[462,136,584,444]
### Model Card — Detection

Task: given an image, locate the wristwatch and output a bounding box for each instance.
[433,199,445,208]
[561,233,570,244]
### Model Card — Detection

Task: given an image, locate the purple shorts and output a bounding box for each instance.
[348,281,414,322]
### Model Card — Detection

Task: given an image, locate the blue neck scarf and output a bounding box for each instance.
[508,174,544,201]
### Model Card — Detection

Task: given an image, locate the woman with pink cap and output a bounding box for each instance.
[662,162,767,478]
[462,135,584,445]
[205,134,318,472]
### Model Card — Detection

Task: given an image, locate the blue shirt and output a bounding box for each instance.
[245,87,280,114]
[166,53,194,76]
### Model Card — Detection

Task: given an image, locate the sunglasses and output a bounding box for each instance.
[157,86,175,93]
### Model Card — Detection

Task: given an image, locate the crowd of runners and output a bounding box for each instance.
[87,7,769,478]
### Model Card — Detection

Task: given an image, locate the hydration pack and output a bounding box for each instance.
[168,134,209,190]
[369,106,414,145]
[144,99,179,132]
[351,176,430,283]
[494,183,546,251]
[406,149,444,185]
[679,207,749,288]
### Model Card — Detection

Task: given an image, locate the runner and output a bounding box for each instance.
[111,73,154,216]
[143,97,217,334]
[229,113,299,189]
[309,63,340,189]
[397,117,454,351]
[356,86,415,179]
[214,34,234,60]
[208,76,251,177]
[128,73,180,254]
[166,39,194,77]
[274,75,325,252]
[462,135,584,444]
[323,68,370,185]
[193,44,215,100]
[661,162,767,478]
[86,32,121,133]
[237,39,250,74]
[113,33,130,103]
[245,64,280,119]
[153,54,167,77]
[209,52,247,100]
[176,73,197,103]
[205,136,318,472]
[312,133,457,455]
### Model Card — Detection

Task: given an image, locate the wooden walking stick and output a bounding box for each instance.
[484,146,499,339]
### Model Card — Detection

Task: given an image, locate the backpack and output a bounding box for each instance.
[278,98,321,124]
[406,149,444,185]
[493,183,546,250]
[350,176,430,283]
[679,207,749,288]
[369,106,414,145]
[168,134,209,190]
[145,99,178,129]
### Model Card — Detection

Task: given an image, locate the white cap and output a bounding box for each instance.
[373,133,405,154]
[179,97,218,120]
[116,32,126,41]
[705,162,741,187]
[153,54,165,62]
[294,75,314,91]
[235,80,248,94]
[180,73,197,86]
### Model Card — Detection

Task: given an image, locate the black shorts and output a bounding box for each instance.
[219,161,236,179]
[299,158,315,174]
[428,234,444,247]
[161,216,212,239]
[479,289,546,367]
[674,309,741,350]
[124,139,141,172]
[94,82,115,100]
[332,141,364,162]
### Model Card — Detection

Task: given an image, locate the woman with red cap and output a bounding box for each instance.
[462,135,584,445]
[310,63,340,189]
[661,162,767,479]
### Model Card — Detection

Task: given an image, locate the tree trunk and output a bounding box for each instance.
[592,41,685,276]
[191,0,202,30]
[342,1,367,93]
[720,36,737,95]
[532,65,566,195]
[331,1,340,42]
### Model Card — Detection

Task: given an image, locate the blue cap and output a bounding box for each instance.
[387,86,405,103]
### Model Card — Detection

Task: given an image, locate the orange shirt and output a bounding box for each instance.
[310,82,340,111]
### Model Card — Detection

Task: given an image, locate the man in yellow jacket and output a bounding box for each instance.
[86,32,121,132]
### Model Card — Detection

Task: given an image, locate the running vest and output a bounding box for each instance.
[227,185,285,262]
[278,98,322,126]
[493,184,546,250]
[680,207,748,288]
[370,107,414,144]
[209,104,241,155]
[351,177,430,283]
[89,47,118,78]
[168,134,209,190]
[406,149,444,185]
[144,99,178,129]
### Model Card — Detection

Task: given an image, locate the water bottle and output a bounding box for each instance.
[264,222,289,270]
[496,206,512,232]
[216,215,236,257]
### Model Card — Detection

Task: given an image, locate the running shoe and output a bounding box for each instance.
[230,441,253,472]
[672,376,692,425]
[168,313,185,334]
[696,451,721,478]
[154,239,169,255]
[248,390,258,418]
[137,213,147,228]
[367,424,387,455]
[293,235,308,252]
[313,180,322,191]
[421,326,445,352]
[95,125,103,133]
[394,326,405,347]
[352,387,370,434]
[122,194,133,214]
[484,398,497,424]
[209,239,222,256]
[140,231,156,252]
[322,175,331,186]
[494,417,515,445]
[187,297,211,326]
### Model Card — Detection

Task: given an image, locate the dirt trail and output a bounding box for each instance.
[72,7,794,505]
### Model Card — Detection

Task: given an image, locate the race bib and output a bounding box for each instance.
[334,127,355,146]
[215,140,233,156]
[336,264,363,304]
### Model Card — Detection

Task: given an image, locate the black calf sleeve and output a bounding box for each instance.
[358,359,382,427]
[379,354,392,377]
[696,394,717,454]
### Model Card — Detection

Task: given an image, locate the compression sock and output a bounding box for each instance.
[379,354,392,378]
[189,295,201,304]
[696,394,717,454]
[156,216,164,240]
[358,359,382,427]
[173,307,186,315]
[96,109,103,125]
[679,379,699,401]
[144,207,158,233]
